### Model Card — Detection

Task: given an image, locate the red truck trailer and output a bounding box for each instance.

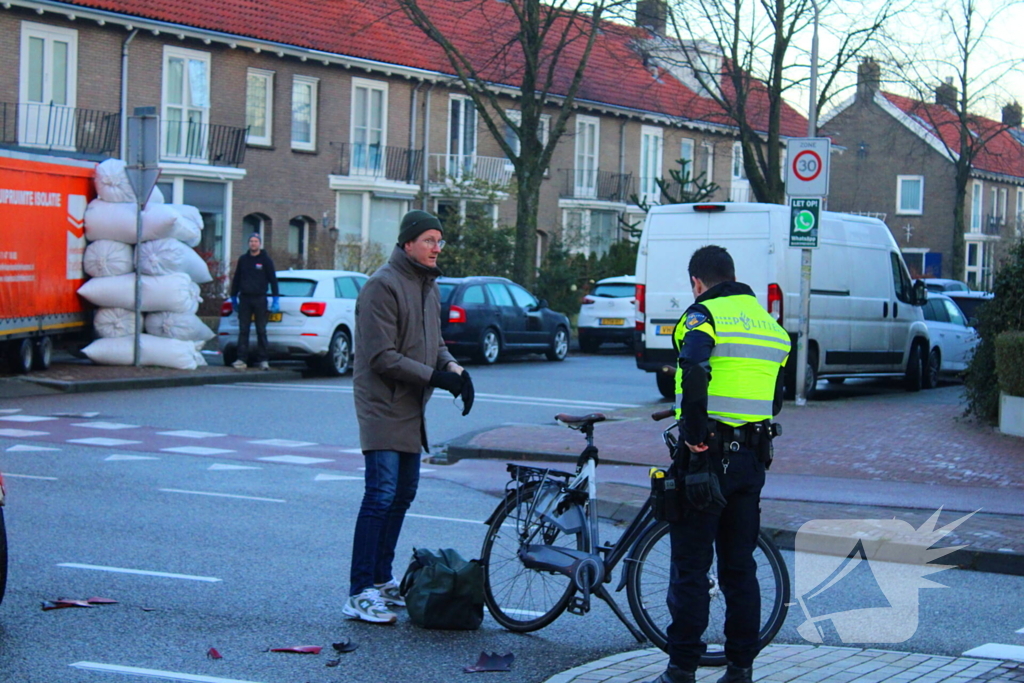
[0,149,95,372]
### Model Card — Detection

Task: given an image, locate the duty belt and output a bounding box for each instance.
[709,419,773,452]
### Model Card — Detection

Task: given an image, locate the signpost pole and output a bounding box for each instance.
[125,107,160,367]
[793,0,820,406]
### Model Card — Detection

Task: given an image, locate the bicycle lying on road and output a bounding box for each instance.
[480,410,789,666]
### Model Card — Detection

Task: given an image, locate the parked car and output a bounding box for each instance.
[921,292,979,386]
[218,269,368,375]
[437,276,571,364]
[577,275,636,353]
[923,278,971,293]
[944,290,994,324]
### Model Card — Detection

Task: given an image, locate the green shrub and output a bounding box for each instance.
[995,332,1024,397]
[964,239,1024,422]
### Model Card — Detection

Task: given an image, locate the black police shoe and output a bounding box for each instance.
[644,665,696,683]
[716,663,753,683]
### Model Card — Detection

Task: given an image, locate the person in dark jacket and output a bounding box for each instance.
[229,233,279,370]
[344,210,475,624]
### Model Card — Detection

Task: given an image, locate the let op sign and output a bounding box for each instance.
[785,137,831,198]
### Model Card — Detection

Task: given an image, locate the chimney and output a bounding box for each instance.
[935,77,957,108]
[1002,101,1022,128]
[856,58,880,101]
[636,0,667,34]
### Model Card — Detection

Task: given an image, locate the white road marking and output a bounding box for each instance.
[314,473,362,481]
[57,563,222,582]
[52,411,100,418]
[71,421,138,430]
[339,448,364,454]
[105,455,159,461]
[248,438,317,447]
[68,437,141,447]
[0,414,56,422]
[69,661,263,682]
[962,644,1024,661]
[208,463,261,471]
[5,444,60,452]
[407,512,486,525]
[158,430,227,439]
[0,408,23,414]
[258,455,334,465]
[420,468,436,473]
[1017,626,1024,634]
[0,428,49,438]
[160,446,236,456]
[3,473,58,480]
[159,488,285,503]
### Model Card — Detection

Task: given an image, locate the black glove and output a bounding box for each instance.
[684,450,727,510]
[460,370,475,416]
[429,370,464,397]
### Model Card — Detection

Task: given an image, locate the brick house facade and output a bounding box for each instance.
[821,60,1024,289]
[1,0,805,287]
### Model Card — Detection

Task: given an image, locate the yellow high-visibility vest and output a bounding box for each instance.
[674,294,791,427]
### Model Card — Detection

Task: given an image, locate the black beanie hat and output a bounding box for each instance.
[397,210,443,246]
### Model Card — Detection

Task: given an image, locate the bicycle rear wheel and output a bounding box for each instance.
[626,522,790,667]
[481,484,585,632]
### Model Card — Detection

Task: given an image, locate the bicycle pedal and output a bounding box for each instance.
[567,596,590,615]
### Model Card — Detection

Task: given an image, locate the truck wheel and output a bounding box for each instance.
[904,342,923,392]
[33,336,53,370]
[656,371,675,400]
[9,338,33,373]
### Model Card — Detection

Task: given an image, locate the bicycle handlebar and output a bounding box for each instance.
[651,408,675,422]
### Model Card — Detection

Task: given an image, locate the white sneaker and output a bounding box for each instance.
[375,578,405,607]
[258,361,270,371]
[342,588,397,624]
[232,360,247,370]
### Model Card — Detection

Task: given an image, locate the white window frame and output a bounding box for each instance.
[730,141,751,202]
[896,175,924,216]
[19,22,78,150]
[680,137,695,186]
[504,109,550,174]
[446,95,477,179]
[574,115,600,199]
[640,125,664,204]
[970,180,983,232]
[998,187,1008,223]
[245,68,274,147]
[350,77,389,175]
[1017,188,1024,237]
[702,142,715,185]
[291,75,319,151]
[162,45,211,162]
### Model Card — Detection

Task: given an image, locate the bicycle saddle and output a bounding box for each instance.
[554,413,606,427]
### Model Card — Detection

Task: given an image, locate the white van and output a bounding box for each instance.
[634,202,929,399]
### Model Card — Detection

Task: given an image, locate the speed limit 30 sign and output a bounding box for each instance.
[785,137,831,197]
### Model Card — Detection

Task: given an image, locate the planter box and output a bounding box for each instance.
[999,392,1024,437]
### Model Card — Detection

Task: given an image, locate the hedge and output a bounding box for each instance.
[995,331,1024,397]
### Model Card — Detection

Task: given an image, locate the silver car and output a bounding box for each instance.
[921,292,979,387]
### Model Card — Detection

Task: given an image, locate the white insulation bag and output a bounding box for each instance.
[82,334,207,370]
[77,272,200,313]
[93,158,136,204]
[93,307,136,338]
[145,311,215,342]
[138,238,213,283]
[83,240,134,278]
[84,201,202,244]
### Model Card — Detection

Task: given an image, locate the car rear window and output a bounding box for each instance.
[948,295,988,321]
[438,283,456,303]
[592,284,635,298]
[278,279,318,297]
[460,285,486,304]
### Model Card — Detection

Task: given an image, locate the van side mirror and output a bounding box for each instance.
[912,280,927,306]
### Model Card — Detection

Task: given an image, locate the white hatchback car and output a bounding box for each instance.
[218,269,368,376]
[920,292,979,387]
[577,275,636,353]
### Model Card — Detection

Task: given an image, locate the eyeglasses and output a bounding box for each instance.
[419,238,446,250]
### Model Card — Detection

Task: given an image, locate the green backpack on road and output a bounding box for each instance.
[400,547,484,630]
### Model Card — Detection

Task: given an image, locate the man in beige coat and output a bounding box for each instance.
[345,210,475,624]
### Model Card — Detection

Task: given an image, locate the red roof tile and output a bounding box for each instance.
[883,92,1024,179]
[60,0,807,137]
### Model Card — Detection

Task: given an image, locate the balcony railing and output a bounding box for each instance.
[983,214,1004,236]
[0,102,120,156]
[428,154,514,187]
[161,120,247,167]
[558,169,633,202]
[336,143,422,184]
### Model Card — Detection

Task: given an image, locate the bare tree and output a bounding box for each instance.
[394,0,626,287]
[890,0,1021,281]
[651,0,902,203]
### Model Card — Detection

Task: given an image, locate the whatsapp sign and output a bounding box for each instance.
[789,197,821,248]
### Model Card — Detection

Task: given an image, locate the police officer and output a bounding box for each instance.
[646,245,790,683]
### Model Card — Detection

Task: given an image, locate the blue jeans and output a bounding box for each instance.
[349,450,420,596]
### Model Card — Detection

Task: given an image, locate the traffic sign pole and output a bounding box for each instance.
[126,107,160,367]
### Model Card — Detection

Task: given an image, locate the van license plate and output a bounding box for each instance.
[268,312,282,323]
[657,324,675,335]
[600,318,625,326]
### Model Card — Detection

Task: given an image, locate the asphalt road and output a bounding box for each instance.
[1,351,1022,682]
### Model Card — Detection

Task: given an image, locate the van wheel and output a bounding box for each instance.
[904,343,923,392]
[923,347,940,390]
[656,371,675,400]
[784,349,818,400]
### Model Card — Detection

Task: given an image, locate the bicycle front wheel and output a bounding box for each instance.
[626,522,790,667]
[481,484,585,632]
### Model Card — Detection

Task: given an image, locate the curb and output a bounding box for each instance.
[16,368,300,394]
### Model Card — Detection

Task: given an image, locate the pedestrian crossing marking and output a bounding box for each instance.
[160,446,236,456]
[258,455,334,465]
[314,473,362,481]
[0,429,49,438]
[105,455,159,461]
[248,438,317,447]
[158,430,227,439]
[71,421,139,430]
[0,414,56,422]
[6,444,60,452]
[68,437,142,447]
[208,464,261,471]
